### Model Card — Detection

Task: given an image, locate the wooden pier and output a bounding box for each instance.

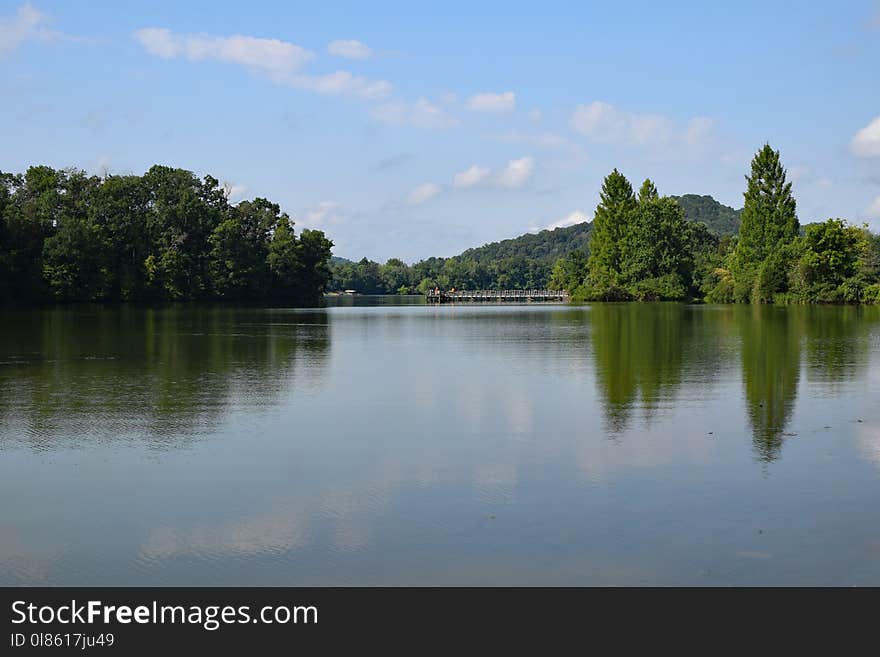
[426,289,568,303]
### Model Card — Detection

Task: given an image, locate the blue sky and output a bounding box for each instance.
[2,1,880,262]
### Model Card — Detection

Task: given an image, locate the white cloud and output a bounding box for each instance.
[529,108,542,121]
[0,3,59,57]
[570,101,629,141]
[392,157,536,219]
[453,165,490,189]
[407,183,442,205]
[439,158,536,195]
[134,28,313,77]
[134,27,391,100]
[291,71,391,99]
[467,91,516,113]
[570,101,713,149]
[495,156,534,188]
[544,210,589,231]
[867,196,880,219]
[851,115,880,158]
[304,201,343,225]
[373,97,456,128]
[327,39,373,59]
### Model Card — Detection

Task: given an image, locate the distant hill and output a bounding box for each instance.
[449,194,739,265]
[328,194,741,292]
[455,221,592,265]
[671,194,742,236]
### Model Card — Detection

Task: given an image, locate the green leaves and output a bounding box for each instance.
[582,172,695,301]
[0,165,334,306]
[586,169,636,291]
[783,218,873,303]
[731,144,799,301]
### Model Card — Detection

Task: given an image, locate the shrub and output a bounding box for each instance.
[863,284,880,305]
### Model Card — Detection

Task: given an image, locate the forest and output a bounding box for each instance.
[329,145,880,304]
[4,146,878,306]
[0,165,333,305]
[565,145,880,303]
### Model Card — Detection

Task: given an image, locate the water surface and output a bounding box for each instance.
[2,301,880,585]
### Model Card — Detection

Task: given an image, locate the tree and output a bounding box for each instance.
[586,169,636,297]
[549,249,588,291]
[38,170,112,301]
[42,213,108,301]
[3,166,62,301]
[732,144,799,302]
[266,214,302,297]
[0,163,334,306]
[142,166,227,300]
[89,175,151,300]
[295,229,333,304]
[0,172,18,302]
[381,258,413,293]
[209,198,277,299]
[787,218,871,303]
[615,180,693,300]
[638,178,658,203]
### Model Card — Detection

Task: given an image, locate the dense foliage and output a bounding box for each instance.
[557,144,880,305]
[328,222,592,294]
[0,165,333,305]
[14,148,872,306]
[328,195,736,295]
[567,173,717,301]
[701,145,880,304]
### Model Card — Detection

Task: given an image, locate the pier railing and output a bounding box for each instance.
[426,289,568,303]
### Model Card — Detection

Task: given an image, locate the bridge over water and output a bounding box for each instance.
[426,289,569,303]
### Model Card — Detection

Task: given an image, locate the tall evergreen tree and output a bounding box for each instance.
[732,144,798,302]
[638,178,658,203]
[586,169,636,296]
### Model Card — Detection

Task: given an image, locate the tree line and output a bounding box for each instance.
[0,165,333,305]
[553,144,880,303]
[328,221,594,295]
[329,255,554,295]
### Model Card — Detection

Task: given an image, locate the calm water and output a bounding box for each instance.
[2,300,880,585]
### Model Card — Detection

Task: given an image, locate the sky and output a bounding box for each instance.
[1,1,880,262]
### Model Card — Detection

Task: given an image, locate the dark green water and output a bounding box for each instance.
[2,301,880,585]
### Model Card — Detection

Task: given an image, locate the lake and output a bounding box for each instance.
[2,300,880,585]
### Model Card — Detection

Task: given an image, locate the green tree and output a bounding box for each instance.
[380,258,414,293]
[732,144,799,302]
[89,175,151,300]
[209,198,277,299]
[3,166,63,301]
[0,172,19,302]
[548,249,588,291]
[142,167,226,300]
[42,213,108,300]
[266,214,302,297]
[787,218,871,303]
[619,180,692,299]
[295,229,333,304]
[586,169,636,297]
